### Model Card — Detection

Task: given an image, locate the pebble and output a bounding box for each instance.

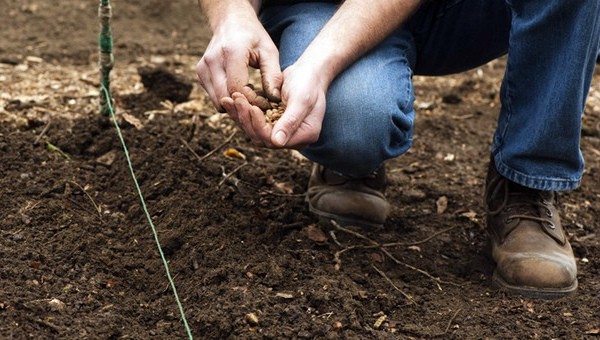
[48,298,66,312]
[245,312,259,327]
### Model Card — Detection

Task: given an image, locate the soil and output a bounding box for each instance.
[1,1,599,339]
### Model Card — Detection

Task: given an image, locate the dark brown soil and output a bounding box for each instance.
[1,1,599,339]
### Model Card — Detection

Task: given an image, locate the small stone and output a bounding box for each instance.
[48,298,66,312]
[245,312,259,327]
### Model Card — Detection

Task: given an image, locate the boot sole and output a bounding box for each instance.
[492,270,578,300]
[308,204,385,229]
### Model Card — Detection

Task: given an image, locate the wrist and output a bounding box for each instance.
[203,0,262,32]
[294,47,342,87]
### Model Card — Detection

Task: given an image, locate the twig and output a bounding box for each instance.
[259,190,305,198]
[329,230,343,247]
[380,248,443,291]
[332,222,377,245]
[33,121,51,145]
[68,181,103,221]
[218,162,249,187]
[199,131,237,162]
[331,220,460,290]
[372,264,416,304]
[179,138,203,162]
[381,225,458,248]
[435,308,461,337]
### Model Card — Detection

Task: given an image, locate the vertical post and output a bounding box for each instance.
[99,0,114,116]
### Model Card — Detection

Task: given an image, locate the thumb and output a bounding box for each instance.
[259,48,283,101]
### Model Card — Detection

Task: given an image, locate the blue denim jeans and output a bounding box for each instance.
[260,0,600,191]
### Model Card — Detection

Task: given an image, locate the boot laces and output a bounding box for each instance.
[486,175,556,229]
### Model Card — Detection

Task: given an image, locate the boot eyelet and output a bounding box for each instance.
[547,222,556,229]
[545,209,553,218]
[504,217,514,224]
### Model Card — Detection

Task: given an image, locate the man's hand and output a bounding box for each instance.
[271,62,328,148]
[223,61,328,149]
[196,1,282,112]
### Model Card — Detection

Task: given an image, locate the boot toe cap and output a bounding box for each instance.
[495,252,577,293]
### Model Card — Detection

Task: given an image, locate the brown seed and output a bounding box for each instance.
[254,96,270,111]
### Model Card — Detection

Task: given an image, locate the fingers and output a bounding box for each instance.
[196,59,224,112]
[271,93,314,147]
[224,48,250,96]
[259,47,283,101]
[232,93,273,148]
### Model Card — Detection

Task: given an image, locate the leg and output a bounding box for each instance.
[261,3,418,227]
[261,3,417,177]
[493,0,600,191]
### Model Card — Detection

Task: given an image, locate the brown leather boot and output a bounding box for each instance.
[485,158,577,299]
[306,164,390,228]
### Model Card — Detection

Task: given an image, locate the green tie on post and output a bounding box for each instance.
[99,0,114,116]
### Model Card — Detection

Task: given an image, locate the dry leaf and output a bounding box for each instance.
[307,224,328,243]
[273,181,293,194]
[585,329,600,335]
[121,113,144,130]
[96,150,117,166]
[374,314,387,330]
[436,196,448,214]
[275,292,294,299]
[443,153,455,162]
[368,252,384,263]
[460,210,478,222]
[407,245,421,252]
[223,148,246,160]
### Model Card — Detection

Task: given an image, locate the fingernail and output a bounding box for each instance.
[274,130,287,146]
[272,88,281,100]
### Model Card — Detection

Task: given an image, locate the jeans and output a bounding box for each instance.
[260,0,600,191]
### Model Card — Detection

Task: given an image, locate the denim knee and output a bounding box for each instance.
[302,74,415,177]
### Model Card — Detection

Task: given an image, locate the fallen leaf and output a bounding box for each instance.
[368,252,384,263]
[460,210,478,222]
[585,329,600,335]
[436,196,448,214]
[374,314,387,330]
[223,148,246,160]
[96,150,117,166]
[307,224,328,243]
[407,245,421,252]
[121,112,144,130]
[272,181,293,194]
[275,292,294,299]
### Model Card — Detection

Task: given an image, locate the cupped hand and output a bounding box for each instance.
[195,14,282,112]
[270,62,328,149]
